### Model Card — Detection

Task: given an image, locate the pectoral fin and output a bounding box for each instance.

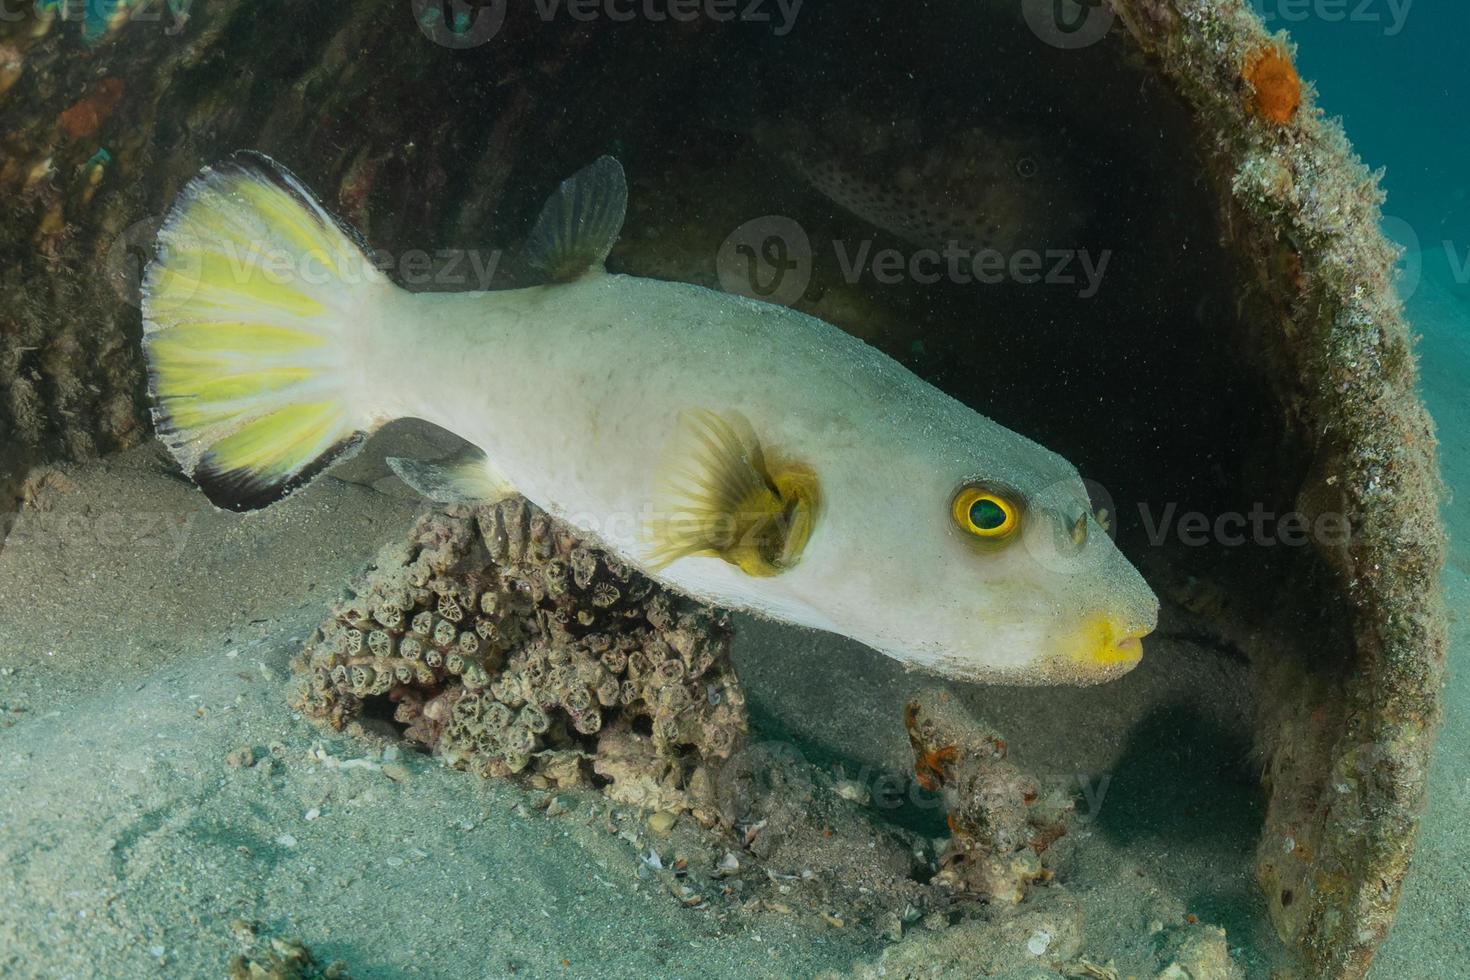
[387,445,516,505]
[525,156,628,282]
[646,409,820,577]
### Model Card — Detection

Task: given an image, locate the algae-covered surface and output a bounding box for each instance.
[0,429,1286,978]
[1372,254,1470,975]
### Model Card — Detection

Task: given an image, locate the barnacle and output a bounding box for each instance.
[432,618,457,648]
[290,498,747,816]
[454,692,484,723]
[349,664,375,695]
[437,592,464,622]
[570,548,598,589]
[575,707,603,735]
[563,685,593,714]
[484,701,513,730]
[367,629,393,658]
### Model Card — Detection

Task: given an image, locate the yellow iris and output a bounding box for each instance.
[952,485,1021,541]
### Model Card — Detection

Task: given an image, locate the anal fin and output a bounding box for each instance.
[387,445,516,505]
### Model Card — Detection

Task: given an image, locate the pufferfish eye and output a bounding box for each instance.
[952,485,1022,542]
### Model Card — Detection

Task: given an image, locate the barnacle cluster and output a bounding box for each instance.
[904,698,1071,905]
[290,498,746,815]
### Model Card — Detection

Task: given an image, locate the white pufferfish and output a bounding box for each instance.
[140,152,1158,684]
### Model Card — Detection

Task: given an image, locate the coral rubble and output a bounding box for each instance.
[290,498,746,821]
[227,933,346,980]
[904,696,1070,905]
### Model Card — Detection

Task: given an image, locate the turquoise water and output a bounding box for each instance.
[1274,2,1470,253]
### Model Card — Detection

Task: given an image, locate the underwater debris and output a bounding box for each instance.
[904,697,1071,905]
[290,498,746,822]
[226,932,347,980]
[852,893,1087,979]
[1154,922,1243,980]
[1242,42,1302,125]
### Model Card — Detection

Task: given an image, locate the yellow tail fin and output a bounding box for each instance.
[142,152,386,511]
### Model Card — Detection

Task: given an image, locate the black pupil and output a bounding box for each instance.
[970,498,1007,531]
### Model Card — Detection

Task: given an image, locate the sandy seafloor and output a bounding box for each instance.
[0,261,1464,979]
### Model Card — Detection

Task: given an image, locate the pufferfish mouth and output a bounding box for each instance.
[1068,614,1153,671]
[1111,633,1145,662]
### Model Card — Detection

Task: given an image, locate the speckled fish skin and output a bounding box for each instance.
[360,273,1157,684]
[756,116,1086,255]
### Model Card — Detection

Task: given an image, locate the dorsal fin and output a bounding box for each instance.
[524,156,628,282]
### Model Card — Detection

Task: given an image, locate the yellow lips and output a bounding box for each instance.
[1111,634,1145,662]
[1070,613,1149,669]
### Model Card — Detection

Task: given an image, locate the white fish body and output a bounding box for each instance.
[142,153,1157,684]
